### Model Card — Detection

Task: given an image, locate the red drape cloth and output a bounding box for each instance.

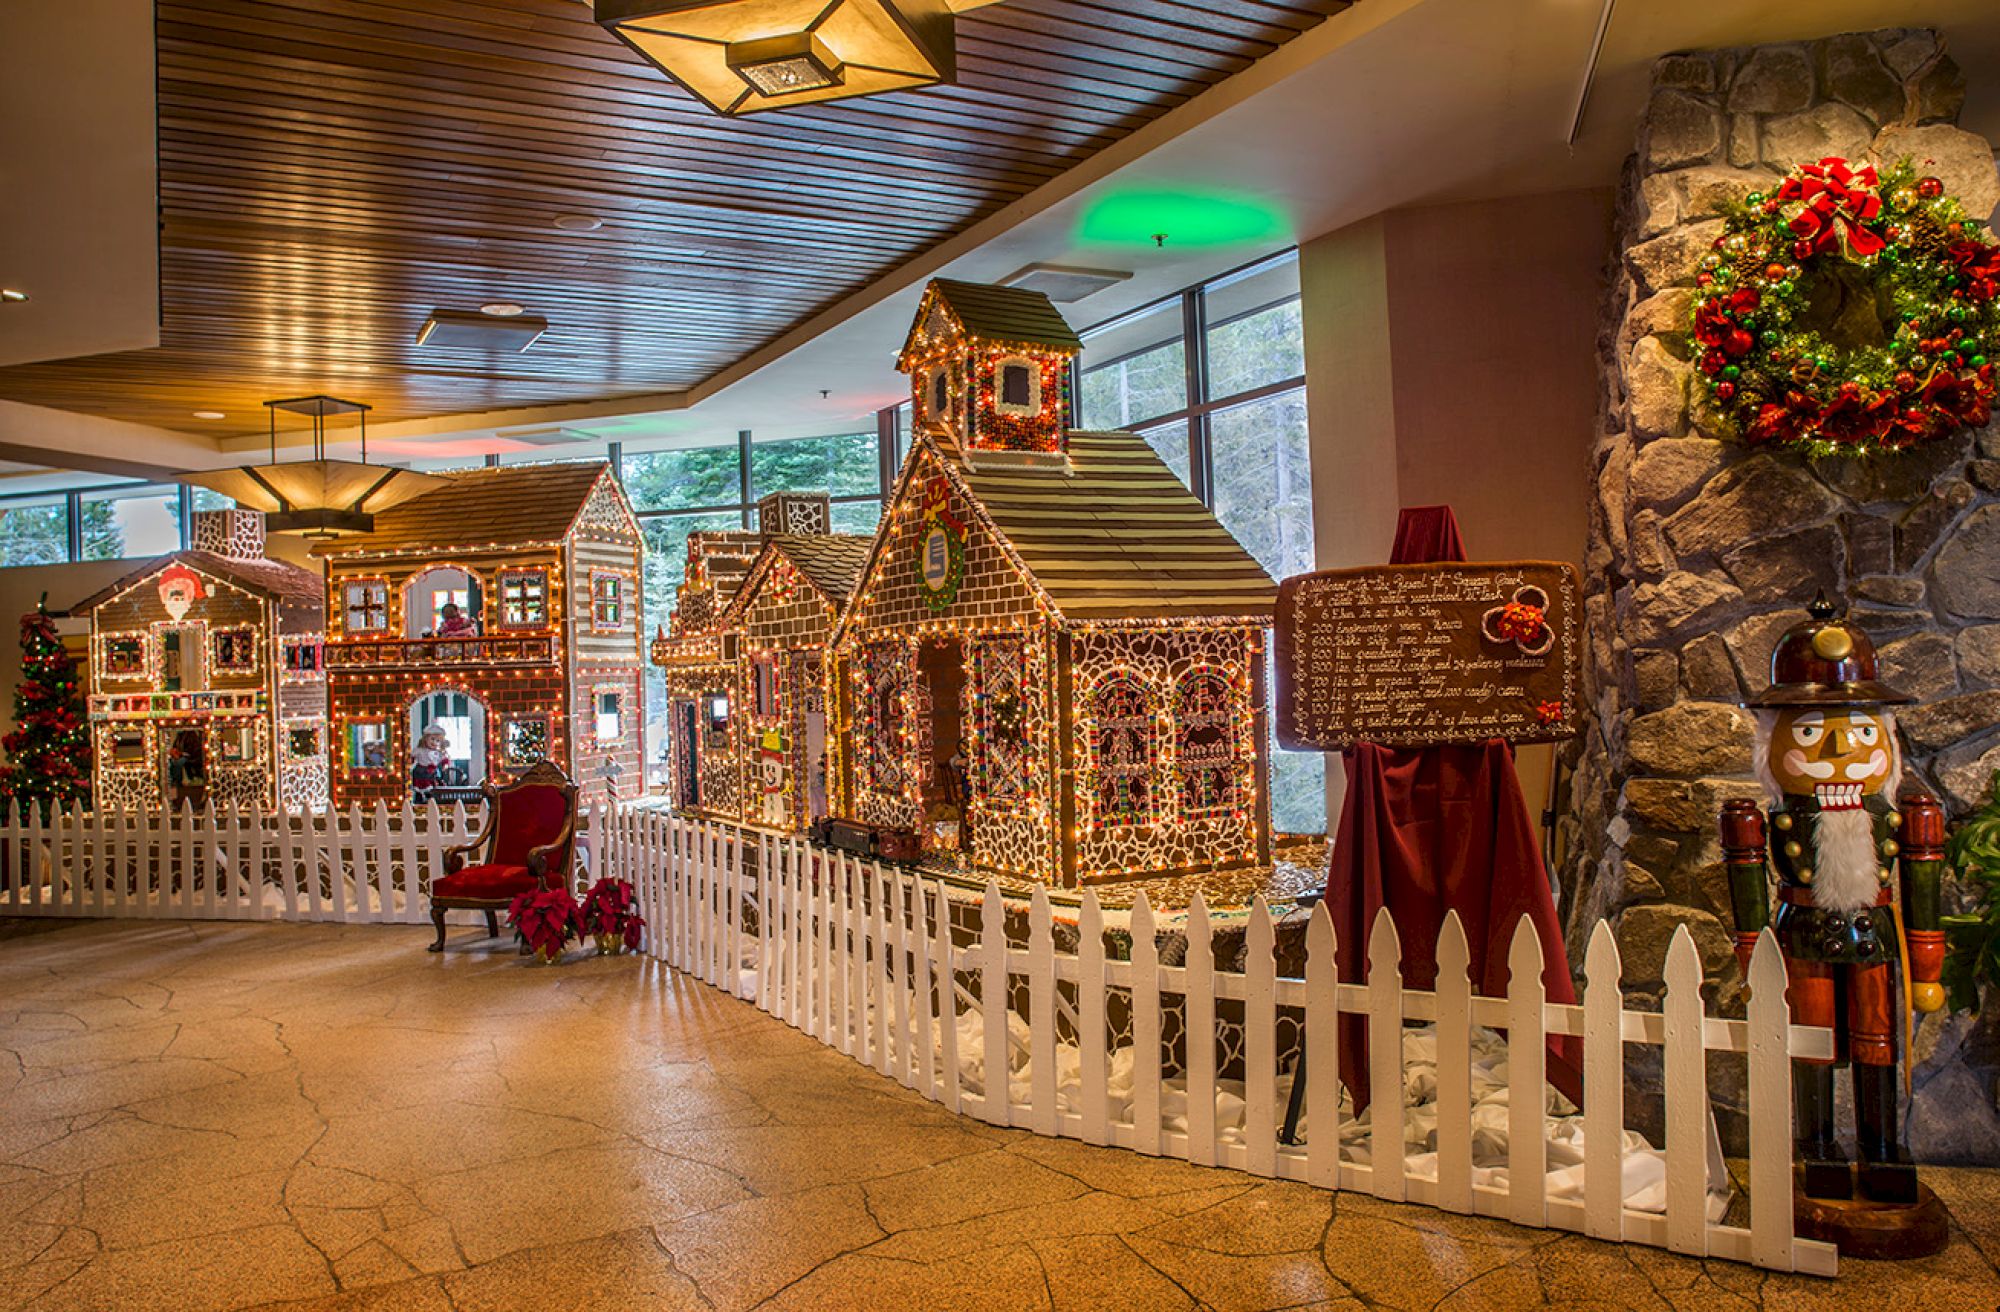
[1326,505,1584,1113]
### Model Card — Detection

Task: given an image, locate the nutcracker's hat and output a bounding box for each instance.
[1743,592,1912,708]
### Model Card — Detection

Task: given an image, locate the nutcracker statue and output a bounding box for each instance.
[1720,594,1946,1210]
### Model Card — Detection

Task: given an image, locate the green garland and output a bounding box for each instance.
[1690,156,2000,455]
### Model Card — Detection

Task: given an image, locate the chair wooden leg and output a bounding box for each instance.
[484,909,500,939]
[429,905,447,953]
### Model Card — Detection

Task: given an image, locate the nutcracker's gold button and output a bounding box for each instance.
[1798,866,1815,884]
[1784,840,1802,858]
[1775,813,1794,831]
[1889,812,1903,829]
[1878,867,1893,884]
[1881,840,1900,858]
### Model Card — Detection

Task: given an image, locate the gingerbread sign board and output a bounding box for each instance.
[1274,561,1582,751]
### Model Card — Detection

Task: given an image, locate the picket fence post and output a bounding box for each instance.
[1128,892,1160,1155]
[1367,908,1405,1202]
[1663,926,1708,1255]
[1434,911,1473,1212]
[1184,892,1216,1167]
[1582,921,1625,1241]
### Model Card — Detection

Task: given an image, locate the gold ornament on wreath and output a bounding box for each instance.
[1690,155,2000,454]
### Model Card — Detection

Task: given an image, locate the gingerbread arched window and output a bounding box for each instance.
[1088,673,1158,829]
[1174,670,1239,819]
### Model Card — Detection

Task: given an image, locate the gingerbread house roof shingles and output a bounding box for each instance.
[837,430,1276,643]
[897,279,1083,368]
[70,549,324,614]
[308,462,616,557]
[765,533,873,607]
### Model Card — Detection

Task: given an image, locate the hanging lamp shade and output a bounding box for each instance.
[177,396,450,538]
[595,0,956,115]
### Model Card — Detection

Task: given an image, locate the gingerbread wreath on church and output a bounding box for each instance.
[1691,155,1999,454]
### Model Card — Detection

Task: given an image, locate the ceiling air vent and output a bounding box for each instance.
[416,309,548,353]
[998,263,1132,303]
[497,425,594,447]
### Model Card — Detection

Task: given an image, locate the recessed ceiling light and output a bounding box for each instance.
[192,410,226,420]
[0,289,27,303]
[480,302,526,317]
[553,214,603,232]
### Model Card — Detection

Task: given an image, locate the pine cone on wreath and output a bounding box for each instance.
[1902,208,1954,262]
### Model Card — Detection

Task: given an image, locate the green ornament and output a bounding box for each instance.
[1721,364,1741,380]
[1973,355,1989,367]
[1775,281,1794,296]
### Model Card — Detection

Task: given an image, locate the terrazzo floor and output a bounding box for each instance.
[2,917,1998,1312]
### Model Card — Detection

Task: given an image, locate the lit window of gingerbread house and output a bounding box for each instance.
[73,509,328,812]
[652,492,869,831]
[312,463,645,804]
[828,279,1278,885]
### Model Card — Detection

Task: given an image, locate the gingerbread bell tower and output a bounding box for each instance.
[896,279,1080,458]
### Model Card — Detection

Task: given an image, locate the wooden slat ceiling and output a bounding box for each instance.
[0,0,1347,439]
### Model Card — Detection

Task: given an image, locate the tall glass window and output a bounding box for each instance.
[1077,250,1324,834]
[0,495,70,567]
[78,485,183,561]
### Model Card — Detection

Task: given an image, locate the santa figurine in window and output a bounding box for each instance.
[1720,593,1946,1210]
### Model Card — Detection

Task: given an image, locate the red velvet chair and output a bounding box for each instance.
[428,760,579,953]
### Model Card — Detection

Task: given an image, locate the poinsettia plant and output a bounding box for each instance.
[1943,769,2000,1015]
[579,877,646,953]
[507,886,581,961]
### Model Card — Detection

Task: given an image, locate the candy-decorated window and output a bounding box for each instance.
[344,720,389,772]
[499,570,548,628]
[995,358,1039,416]
[973,635,1032,805]
[1087,673,1157,829]
[856,641,910,799]
[591,571,624,631]
[595,690,623,743]
[211,627,257,673]
[343,580,388,634]
[104,635,145,677]
[1174,670,1239,818]
[281,636,321,675]
[503,717,549,767]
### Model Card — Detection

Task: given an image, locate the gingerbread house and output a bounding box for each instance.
[74,509,328,812]
[313,462,645,805]
[829,280,1279,884]
[652,492,870,831]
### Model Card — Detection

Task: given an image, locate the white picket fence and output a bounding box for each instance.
[0,801,483,922]
[599,806,1841,1277]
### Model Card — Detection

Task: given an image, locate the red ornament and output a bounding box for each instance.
[1917,176,1944,199]
[1715,381,1736,400]
[1793,238,1816,261]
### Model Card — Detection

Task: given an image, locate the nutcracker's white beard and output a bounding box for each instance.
[1812,807,1881,914]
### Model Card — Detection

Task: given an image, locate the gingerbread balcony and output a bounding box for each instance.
[324,634,558,670]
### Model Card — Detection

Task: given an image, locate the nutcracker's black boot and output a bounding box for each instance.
[1855,1062,1917,1204]
[1794,1062,1851,1199]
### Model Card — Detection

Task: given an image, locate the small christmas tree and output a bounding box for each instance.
[0,597,91,815]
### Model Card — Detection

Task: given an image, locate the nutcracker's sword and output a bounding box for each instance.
[1888,899,1915,1101]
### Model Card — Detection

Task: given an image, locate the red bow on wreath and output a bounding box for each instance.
[1778,157,1885,259]
[1745,390,1821,446]
[1949,240,2000,303]
[1816,384,1895,445]
[1920,366,1997,430]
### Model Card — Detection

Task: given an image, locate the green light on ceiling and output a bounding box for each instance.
[1078,190,1287,248]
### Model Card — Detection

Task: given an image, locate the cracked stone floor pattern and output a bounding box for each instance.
[1,919,1998,1312]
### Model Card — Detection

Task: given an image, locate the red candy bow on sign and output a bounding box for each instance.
[1778,157,1885,259]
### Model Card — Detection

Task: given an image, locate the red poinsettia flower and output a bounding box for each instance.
[1948,238,2000,302]
[1744,391,1818,446]
[1815,385,1896,445]
[1920,368,1997,430]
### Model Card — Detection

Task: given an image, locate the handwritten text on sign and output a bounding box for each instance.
[1273,561,1582,750]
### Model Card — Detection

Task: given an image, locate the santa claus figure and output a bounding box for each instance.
[1721,594,1946,1204]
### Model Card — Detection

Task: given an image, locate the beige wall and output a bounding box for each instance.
[1299,187,1613,825]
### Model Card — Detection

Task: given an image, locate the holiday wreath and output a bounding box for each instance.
[1690,155,1999,454]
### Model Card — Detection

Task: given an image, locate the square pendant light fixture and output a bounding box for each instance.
[595,0,956,116]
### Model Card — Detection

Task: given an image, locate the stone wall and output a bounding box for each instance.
[1564,27,2000,1159]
